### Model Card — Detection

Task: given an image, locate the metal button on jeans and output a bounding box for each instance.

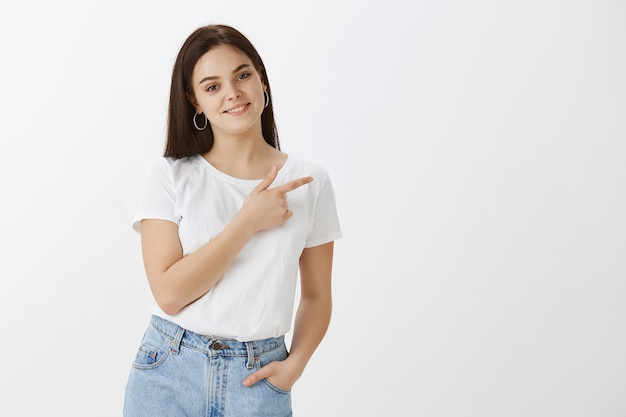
[212,342,229,350]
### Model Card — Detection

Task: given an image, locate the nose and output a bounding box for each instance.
[223,82,242,100]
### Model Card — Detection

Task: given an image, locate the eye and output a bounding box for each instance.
[205,84,218,92]
[237,72,250,81]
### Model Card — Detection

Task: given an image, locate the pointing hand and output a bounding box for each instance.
[239,166,313,233]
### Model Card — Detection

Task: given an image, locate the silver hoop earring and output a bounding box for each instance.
[193,113,208,131]
[264,91,270,108]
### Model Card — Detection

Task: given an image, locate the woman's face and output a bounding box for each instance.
[189,45,266,138]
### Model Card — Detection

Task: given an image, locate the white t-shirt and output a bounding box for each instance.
[132,154,342,341]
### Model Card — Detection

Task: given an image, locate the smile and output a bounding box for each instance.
[224,104,248,114]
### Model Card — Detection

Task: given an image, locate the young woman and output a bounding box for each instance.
[123,24,342,416]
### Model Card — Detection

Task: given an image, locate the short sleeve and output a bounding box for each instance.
[132,158,180,233]
[304,170,343,248]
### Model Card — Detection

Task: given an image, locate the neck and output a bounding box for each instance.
[203,129,283,179]
[209,132,268,162]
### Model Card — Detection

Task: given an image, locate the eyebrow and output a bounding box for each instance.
[198,64,251,85]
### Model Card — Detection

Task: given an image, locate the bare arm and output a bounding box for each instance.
[142,166,313,315]
[289,241,334,369]
[243,241,334,389]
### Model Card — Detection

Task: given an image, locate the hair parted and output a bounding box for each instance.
[164,24,280,159]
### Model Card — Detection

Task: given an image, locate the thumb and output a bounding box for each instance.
[252,166,277,194]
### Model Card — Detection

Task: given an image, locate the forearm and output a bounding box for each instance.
[146,213,255,314]
[287,295,332,374]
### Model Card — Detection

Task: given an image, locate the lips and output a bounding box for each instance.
[223,103,249,114]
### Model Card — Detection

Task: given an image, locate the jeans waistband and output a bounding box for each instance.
[148,315,285,357]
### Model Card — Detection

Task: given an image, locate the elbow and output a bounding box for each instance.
[160,303,182,316]
[149,278,208,316]
[301,293,333,311]
[149,280,188,316]
[154,295,184,316]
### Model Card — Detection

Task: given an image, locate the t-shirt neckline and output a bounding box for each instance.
[194,154,291,186]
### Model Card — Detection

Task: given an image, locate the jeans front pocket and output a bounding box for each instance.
[131,324,172,370]
[255,343,291,394]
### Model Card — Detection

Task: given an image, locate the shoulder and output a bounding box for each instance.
[145,155,202,181]
[153,155,199,171]
[284,154,332,181]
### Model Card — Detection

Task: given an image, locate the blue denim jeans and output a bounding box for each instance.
[123,315,292,417]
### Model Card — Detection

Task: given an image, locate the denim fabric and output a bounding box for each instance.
[123,315,292,417]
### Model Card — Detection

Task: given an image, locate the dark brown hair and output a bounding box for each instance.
[164,24,279,158]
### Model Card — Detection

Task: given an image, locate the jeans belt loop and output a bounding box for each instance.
[245,341,255,369]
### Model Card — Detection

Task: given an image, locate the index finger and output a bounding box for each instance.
[274,176,314,194]
[252,166,278,194]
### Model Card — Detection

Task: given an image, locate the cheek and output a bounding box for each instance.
[196,95,219,115]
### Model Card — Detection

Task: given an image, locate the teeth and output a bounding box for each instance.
[227,104,246,113]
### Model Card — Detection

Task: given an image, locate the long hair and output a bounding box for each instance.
[164,25,280,158]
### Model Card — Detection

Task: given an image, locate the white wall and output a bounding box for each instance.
[1,0,625,415]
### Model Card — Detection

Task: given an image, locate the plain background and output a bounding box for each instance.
[1,0,625,416]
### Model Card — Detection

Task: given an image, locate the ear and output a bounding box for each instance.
[258,69,267,91]
[186,92,202,114]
